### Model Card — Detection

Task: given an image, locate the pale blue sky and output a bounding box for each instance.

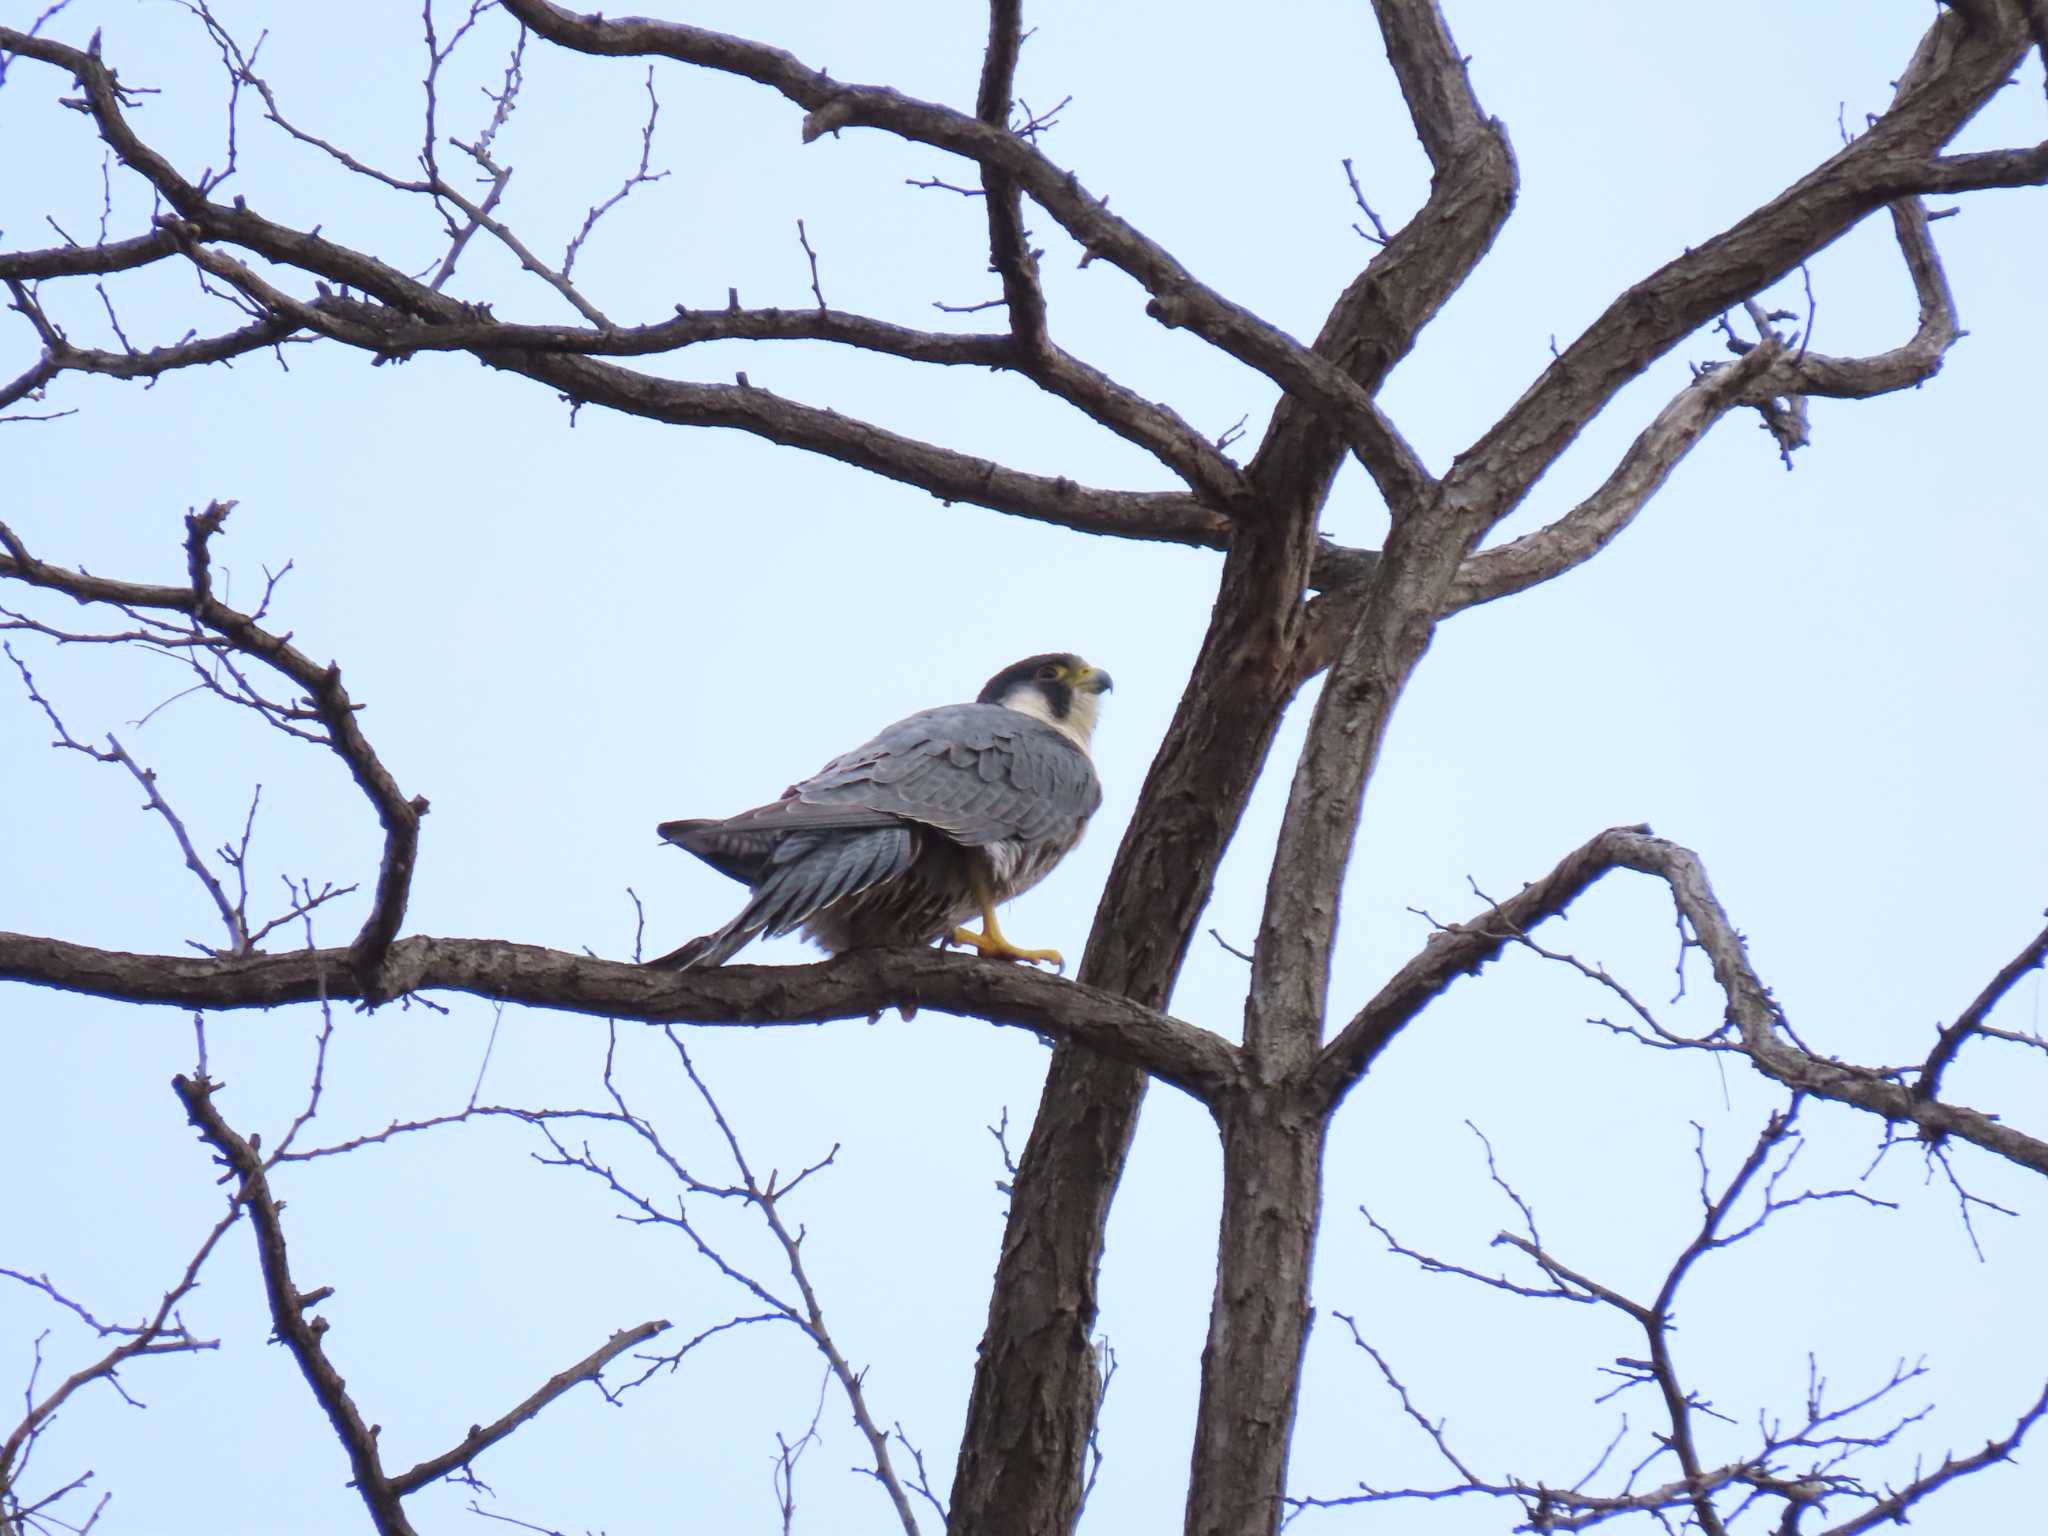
[4,2,2045,1532]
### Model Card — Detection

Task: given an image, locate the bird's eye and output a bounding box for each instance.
[1036,663,1061,681]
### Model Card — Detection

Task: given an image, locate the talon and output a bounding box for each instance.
[948,893,1063,969]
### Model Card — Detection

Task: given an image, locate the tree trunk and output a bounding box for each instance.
[1183,1087,1327,1536]
[948,518,1316,1535]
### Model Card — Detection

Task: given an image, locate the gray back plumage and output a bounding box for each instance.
[795,703,1100,842]
[652,703,1100,968]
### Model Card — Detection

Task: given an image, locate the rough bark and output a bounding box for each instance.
[1183,1089,1326,1536]
[948,510,1317,1534]
[0,933,1236,1103]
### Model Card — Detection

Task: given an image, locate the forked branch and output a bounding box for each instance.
[1314,826,2048,1182]
[1450,198,1964,612]
[171,1073,671,1528]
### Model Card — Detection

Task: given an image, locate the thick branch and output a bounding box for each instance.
[1241,0,1524,1050]
[1189,482,1499,1536]
[1184,1088,1326,1536]
[1374,0,1494,166]
[0,934,1238,1102]
[1245,510,1463,1083]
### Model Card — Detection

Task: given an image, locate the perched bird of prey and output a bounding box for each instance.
[652,653,1111,971]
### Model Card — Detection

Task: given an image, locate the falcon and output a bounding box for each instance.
[652,653,1111,970]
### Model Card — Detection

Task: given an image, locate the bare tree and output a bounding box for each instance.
[3,3,2046,1535]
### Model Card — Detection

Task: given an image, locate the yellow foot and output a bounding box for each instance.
[946,925,1065,972]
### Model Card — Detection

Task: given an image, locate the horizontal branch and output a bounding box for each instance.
[0,227,180,279]
[510,346,1231,543]
[0,309,300,411]
[281,293,1024,366]
[177,230,1230,542]
[0,933,1240,1102]
[1896,139,2048,195]
[176,236,1253,518]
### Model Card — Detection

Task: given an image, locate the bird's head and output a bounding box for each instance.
[979,653,1114,751]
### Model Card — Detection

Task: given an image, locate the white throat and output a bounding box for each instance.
[1000,684,1100,755]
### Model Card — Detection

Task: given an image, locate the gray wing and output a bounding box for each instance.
[674,703,1099,861]
[796,703,1100,844]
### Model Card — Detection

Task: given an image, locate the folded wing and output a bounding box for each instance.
[654,703,1099,968]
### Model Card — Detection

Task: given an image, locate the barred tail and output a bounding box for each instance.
[647,825,917,969]
[647,920,757,970]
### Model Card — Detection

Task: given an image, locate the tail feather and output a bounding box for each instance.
[659,818,779,885]
[760,828,913,938]
[647,825,918,970]
[647,920,755,970]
